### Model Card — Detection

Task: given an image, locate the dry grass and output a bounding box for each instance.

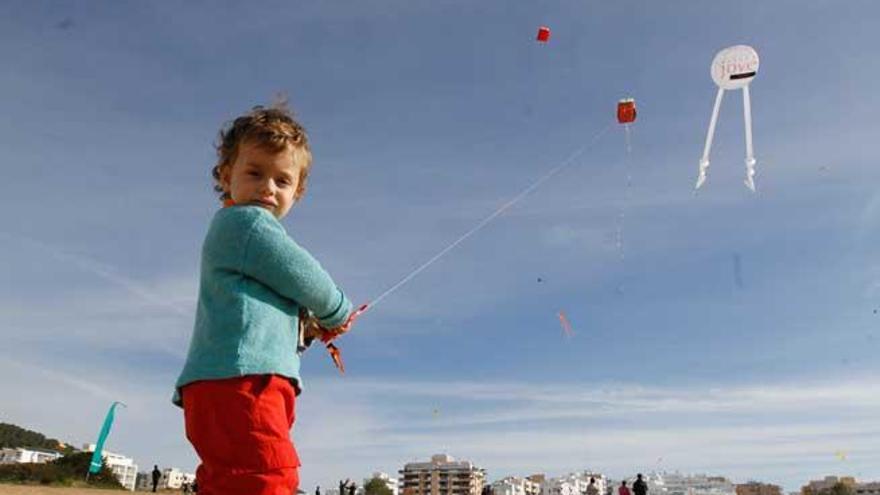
[0,486,109,495]
[0,485,179,494]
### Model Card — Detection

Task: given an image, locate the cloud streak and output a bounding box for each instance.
[0,232,194,318]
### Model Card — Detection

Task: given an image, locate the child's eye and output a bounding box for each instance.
[278,178,292,187]
[247,171,260,177]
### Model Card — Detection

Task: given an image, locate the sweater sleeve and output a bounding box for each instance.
[240,211,353,329]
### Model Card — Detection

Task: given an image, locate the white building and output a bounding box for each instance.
[580,472,607,495]
[854,482,880,495]
[0,447,63,465]
[136,468,195,491]
[161,467,196,489]
[84,443,138,491]
[400,454,486,495]
[645,473,735,495]
[492,476,542,495]
[367,471,400,495]
[136,472,152,491]
[538,472,606,495]
[543,477,580,495]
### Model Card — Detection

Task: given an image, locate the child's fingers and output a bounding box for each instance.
[317,304,367,342]
[317,325,350,344]
[327,304,366,334]
[304,324,323,340]
[326,324,350,337]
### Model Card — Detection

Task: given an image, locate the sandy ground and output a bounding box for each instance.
[0,485,179,494]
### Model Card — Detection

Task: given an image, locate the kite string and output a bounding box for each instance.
[615,124,633,260]
[368,122,614,310]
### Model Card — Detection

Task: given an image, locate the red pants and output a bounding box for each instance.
[182,375,300,495]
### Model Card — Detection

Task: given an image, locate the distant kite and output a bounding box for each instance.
[617,98,637,125]
[558,311,574,338]
[536,26,551,43]
[696,45,760,191]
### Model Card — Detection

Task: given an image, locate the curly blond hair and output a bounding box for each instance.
[212,104,313,202]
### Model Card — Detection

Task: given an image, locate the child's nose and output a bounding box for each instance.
[259,180,276,194]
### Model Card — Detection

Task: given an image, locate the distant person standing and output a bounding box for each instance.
[340,480,348,495]
[619,481,631,495]
[349,482,357,495]
[633,474,648,495]
[316,486,321,495]
[183,481,191,494]
[151,465,161,492]
[587,478,599,495]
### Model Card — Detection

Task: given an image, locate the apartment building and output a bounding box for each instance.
[400,454,486,495]
[643,473,736,495]
[854,483,880,495]
[737,482,782,495]
[802,477,880,495]
[83,443,137,491]
[492,476,542,495]
[0,447,63,464]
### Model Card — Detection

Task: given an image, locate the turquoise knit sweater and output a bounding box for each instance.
[173,205,352,406]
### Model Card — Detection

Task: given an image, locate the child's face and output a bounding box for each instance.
[220,141,303,219]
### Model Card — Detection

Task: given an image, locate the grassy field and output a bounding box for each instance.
[0,485,179,494]
[0,487,111,495]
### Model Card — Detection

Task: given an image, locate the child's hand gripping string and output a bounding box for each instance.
[299,304,369,375]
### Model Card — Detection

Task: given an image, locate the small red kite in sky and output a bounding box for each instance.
[617,98,637,124]
[536,26,551,43]
[558,311,574,338]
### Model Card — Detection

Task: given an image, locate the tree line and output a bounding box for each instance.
[0,422,70,453]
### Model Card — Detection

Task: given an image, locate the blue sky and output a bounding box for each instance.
[1,0,879,492]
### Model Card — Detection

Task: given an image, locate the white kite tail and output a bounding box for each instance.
[616,124,634,260]
[742,85,757,192]
[696,87,725,190]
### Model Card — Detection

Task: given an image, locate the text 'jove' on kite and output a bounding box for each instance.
[696,45,760,192]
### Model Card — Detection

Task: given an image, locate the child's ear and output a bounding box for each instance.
[218,165,232,192]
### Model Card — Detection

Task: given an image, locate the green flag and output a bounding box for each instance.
[89,401,125,474]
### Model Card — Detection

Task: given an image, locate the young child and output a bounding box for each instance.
[174,104,355,495]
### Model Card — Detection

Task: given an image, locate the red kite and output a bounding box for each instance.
[536,26,551,43]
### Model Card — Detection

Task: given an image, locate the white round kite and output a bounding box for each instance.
[696,45,760,192]
[711,45,759,90]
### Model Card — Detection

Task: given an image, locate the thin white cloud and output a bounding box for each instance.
[0,232,195,318]
[857,191,880,245]
[0,289,195,359]
[315,376,880,411]
[0,354,120,403]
